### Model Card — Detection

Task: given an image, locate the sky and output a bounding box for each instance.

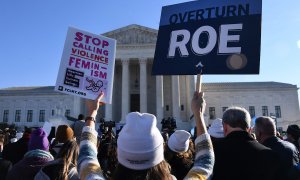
[0,0,299,95]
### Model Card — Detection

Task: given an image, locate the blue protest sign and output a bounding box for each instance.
[152,0,262,75]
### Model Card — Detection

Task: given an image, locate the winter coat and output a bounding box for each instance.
[72,120,85,144]
[212,131,284,180]
[6,149,54,180]
[34,159,79,180]
[263,136,300,179]
[0,158,12,180]
[2,137,30,164]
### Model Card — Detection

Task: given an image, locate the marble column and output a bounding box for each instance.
[156,76,164,127]
[105,104,112,121]
[139,59,147,113]
[172,75,180,120]
[121,59,130,122]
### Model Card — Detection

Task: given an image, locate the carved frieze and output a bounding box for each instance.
[103,24,157,45]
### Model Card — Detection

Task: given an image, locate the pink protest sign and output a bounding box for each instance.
[55,27,116,103]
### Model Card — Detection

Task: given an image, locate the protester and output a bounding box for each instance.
[286,124,300,151]
[6,128,54,180]
[72,114,85,144]
[2,126,33,164]
[212,106,284,180]
[114,112,174,179]
[35,139,79,180]
[165,130,194,180]
[77,91,214,180]
[50,124,74,157]
[0,134,12,180]
[255,116,300,179]
[97,128,117,178]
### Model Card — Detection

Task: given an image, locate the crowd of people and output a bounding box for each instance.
[1,91,300,180]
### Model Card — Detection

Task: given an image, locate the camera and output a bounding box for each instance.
[104,121,116,128]
[99,118,115,128]
[99,118,116,137]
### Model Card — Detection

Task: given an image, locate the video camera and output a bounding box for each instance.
[98,118,116,139]
[99,118,116,129]
[103,121,116,128]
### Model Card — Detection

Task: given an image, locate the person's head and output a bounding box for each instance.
[56,140,79,180]
[78,114,84,120]
[28,128,49,151]
[255,116,276,143]
[222,107,251,136]
[164,130,193,166]
[115,112,172,179]
[55,125,74,143]
[167,130,191,153]
[286,124,300,142]
[22,126,34,139]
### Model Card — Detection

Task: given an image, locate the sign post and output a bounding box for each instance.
[196,74,202,93]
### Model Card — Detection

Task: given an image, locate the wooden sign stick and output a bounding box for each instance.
[196,74,202,93]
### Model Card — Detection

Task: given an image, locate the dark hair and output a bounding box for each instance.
[78,114,85,120]
[113,160,172,180]
[255,116,276,136]
[56,140,79,180]
[222,107,251,130]
[287,124,300,140]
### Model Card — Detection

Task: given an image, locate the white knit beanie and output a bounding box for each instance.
[117,112,164,170]
[208,118,224,138]
[168,130,191,153]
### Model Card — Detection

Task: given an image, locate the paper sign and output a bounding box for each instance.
[55,27,116,103]
[42,121,53,137]
[152,0,262,75]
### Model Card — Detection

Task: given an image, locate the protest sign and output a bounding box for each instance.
[152,0,262,75]
[42,121,53,137]
[55,27,116,103]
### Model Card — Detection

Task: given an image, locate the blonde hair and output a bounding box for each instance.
[56,140,79,180]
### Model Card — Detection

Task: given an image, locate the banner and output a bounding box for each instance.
[55,27,116,103]
[152,0,262,75]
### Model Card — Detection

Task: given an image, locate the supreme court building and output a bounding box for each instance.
[1,25,300,131]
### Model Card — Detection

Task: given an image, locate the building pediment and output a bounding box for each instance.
[102,24,158,45]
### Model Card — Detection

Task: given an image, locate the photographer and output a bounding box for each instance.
[97,119,117,178]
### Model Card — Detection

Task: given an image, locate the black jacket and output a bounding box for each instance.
[0,158,12,180]
[2,137,30,164]
[212,131,284,180]
[263,136,300,179]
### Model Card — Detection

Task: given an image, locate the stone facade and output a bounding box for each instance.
[0,86,84,127]
[202,82,300,130]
